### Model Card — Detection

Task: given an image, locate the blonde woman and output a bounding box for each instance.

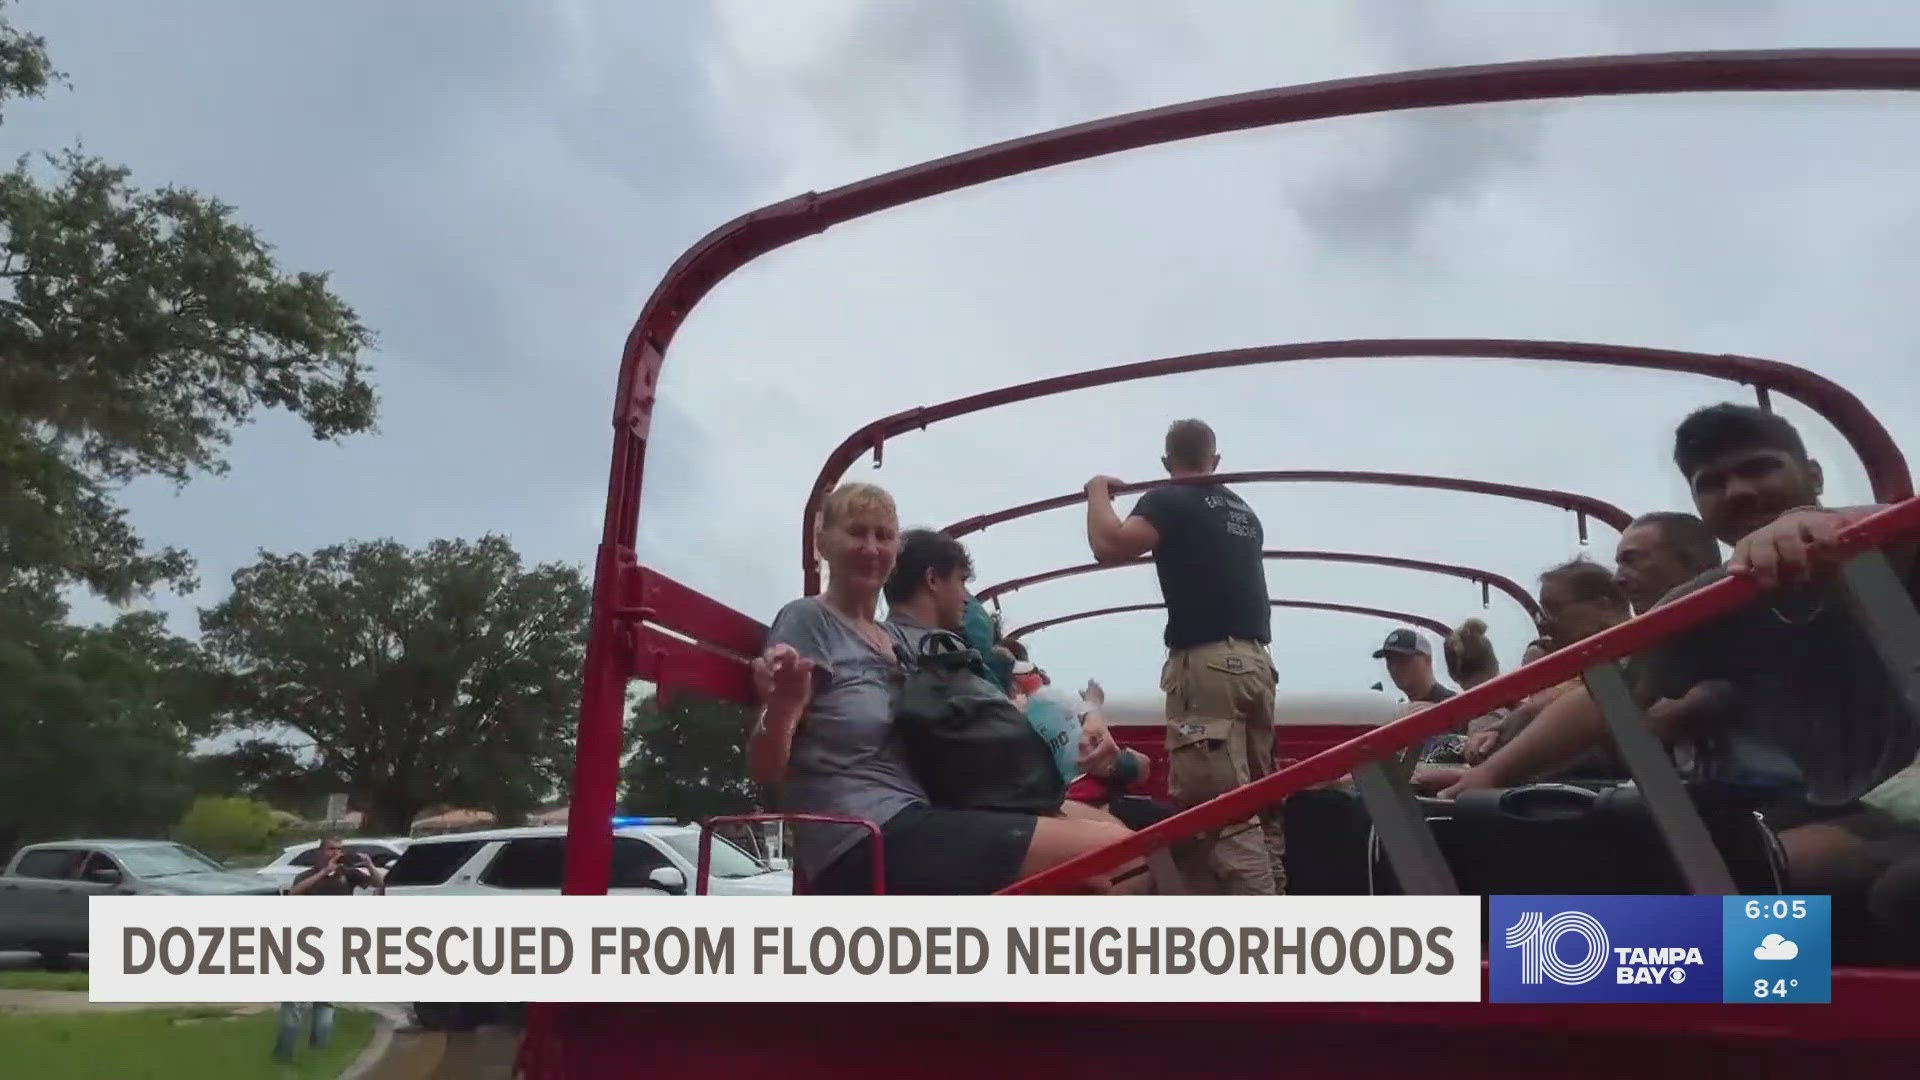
[747,483,1140,895]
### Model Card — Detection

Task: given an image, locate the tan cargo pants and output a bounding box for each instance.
[1162,638,1286,895]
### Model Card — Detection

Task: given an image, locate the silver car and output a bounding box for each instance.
[0,839,280,966]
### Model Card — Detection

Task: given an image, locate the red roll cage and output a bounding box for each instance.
[943,469,1634,549]
[528,49,1920,1077]
[1003,599,1455,643]
[802,337,1906,593]
[976,549,1543,621]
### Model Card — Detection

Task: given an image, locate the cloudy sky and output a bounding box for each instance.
[17,0,1920,711]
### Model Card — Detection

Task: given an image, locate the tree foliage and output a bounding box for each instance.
[199,536,590,835]
[174,794,278,862]
[0,3,377,601]
[620,692,760,821]
[191,738,346,819]
[0,582,214,847]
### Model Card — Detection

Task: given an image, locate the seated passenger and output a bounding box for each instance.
[1610,510,1735,776]
[1497,560,1631,746]
[1425,618,1503,766]
[1414,561,1631,791]
[1058,680,1170,830]
[1520,637,1551,666]
[1371,629,1457,762]
[1488,513,1722,763]
[1443,404,1920,897]
[747,491,1141,896]
[959,592,1013,693]
[1613,510,1724,615]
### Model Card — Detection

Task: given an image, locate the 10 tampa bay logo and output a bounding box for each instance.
[1504,910,1704,986]
[1489,896,1723,1003]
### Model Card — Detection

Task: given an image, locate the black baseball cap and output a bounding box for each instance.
[1372,628,1432,659]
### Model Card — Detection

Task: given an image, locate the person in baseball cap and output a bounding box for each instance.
[1373,628,1455,707]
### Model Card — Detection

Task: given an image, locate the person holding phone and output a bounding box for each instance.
[287,836,380,896]
[277,836,380,1063]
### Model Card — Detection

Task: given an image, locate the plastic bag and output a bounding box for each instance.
[1023,685,1088,784]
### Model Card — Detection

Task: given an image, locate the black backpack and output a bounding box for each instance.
[892,630,1065,816]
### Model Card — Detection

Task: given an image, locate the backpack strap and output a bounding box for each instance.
[913,628,991,677]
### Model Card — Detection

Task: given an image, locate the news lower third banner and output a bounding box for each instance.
[89,895,1480,1004]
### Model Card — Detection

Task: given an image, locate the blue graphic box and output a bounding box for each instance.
[1720,895,1831,1004]
[1490,895,1723,1003]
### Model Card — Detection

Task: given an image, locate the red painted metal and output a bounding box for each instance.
[539,49,1920,1074]
[629,565,766,659]
[1000,497,1920,895]
[978,548,1544,620]
[945,469,1633,548]
[571,47,1920,899]
[520,969,1920,1077]
[804,338,1906,593]
[1004,599,1455,642]
[697,813,883,897]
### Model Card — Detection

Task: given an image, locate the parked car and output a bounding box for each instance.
[384,821,791,1031]
[382,821,792,899]
[253,837,410,891]
[0,839,280,967]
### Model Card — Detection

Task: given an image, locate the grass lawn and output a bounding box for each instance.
[0,1005,375,1079]
[0,968,89,991]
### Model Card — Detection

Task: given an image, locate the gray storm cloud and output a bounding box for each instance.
[20,0,1917,707]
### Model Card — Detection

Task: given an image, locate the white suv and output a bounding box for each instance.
[381,821,792,898]
[387,820,791,1029]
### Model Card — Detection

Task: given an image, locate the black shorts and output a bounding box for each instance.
[808,804,1037,895]
[1104,795,1178,832]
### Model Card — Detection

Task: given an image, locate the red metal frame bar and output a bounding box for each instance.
[978,549,1543,621]
[945,469,1633,549]
[999,497,1920,894]
[1004,599,1454,643]
[568,49,1920,898]
[697,813,883,897]
[805,338,1905,592]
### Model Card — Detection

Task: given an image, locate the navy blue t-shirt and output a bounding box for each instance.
[1129,482,1270,650]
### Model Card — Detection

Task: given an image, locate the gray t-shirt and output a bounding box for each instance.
[767,598,928,880]
[1642,565,1920,808]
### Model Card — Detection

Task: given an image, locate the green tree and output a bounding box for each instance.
[0,582,214,847]
[620,692,760,821]
[191,738,346,819]
[174,794,278,862]
[199,536,590,834]
[0,2,376,602]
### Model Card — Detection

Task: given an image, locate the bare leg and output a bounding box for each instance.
[1781,822,1890,892]
[1020,815,1149,894]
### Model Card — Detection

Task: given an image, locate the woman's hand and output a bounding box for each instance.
[757,643,815,712]
[747,644,814,787]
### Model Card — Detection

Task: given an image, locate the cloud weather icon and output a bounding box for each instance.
[1754,934,1799,961]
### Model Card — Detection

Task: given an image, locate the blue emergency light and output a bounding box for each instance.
[610,816,678,828]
